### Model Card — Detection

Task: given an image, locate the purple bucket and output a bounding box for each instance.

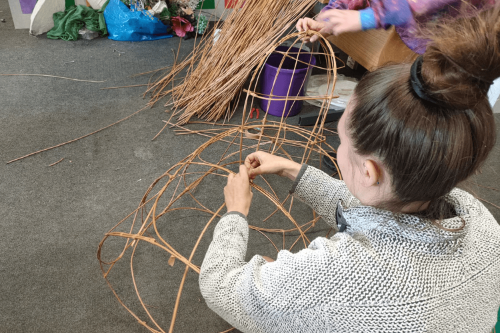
[260,46,316,117]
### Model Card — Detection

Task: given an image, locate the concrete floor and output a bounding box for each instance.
[1,3,499,333]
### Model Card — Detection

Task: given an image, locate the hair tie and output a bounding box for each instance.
[410,56,450,108]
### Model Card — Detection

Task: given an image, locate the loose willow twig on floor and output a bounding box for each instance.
[479,197,500,210]
[0,73,105,83]
[101,84,149,90]
[48,158,64,167]
[6,106,149,164]
[469,181,499,191]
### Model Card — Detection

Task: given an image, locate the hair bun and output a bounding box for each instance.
[420,5,500,109]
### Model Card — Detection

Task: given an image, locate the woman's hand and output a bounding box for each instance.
[296,17,327,42]
[244,151,301,181]
[296,10,362,42]
[224,165,253,216]
[317,9,362,36]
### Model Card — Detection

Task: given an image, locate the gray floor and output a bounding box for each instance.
[1,3,499,333]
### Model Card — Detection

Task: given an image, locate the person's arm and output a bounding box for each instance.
[244,152,358,229]
[362,0,414,30]
[199,159,354,331]
[199,212,339,332]
[359,0,491,30]
[290,164,358,228]
[199,212,258,331]
[317,0,414,35]
[297,0,363,41]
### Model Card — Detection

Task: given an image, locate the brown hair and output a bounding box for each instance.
[347,6,499,221]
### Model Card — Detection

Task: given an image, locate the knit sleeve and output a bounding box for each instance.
[199,211,346,332]
[199,212,256,330]
[290,164,358,229]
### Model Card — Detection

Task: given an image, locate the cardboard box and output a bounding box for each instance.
[327,27,418,71]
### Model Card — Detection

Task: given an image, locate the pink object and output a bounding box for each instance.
[171,16,194,37]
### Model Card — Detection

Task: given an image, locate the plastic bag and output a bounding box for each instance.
[103,0,173,41]
[47,4,108,41]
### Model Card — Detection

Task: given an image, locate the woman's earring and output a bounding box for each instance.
[377,181,380,185]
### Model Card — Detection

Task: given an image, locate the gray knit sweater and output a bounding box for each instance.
[199,165,500,332]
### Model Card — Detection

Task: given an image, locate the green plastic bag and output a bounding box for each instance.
[47,1,110,41]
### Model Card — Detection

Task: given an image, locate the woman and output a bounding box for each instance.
[200,7,500,332]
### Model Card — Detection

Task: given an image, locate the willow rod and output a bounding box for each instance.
[98,4,346,332]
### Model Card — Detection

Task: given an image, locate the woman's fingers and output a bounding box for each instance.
[307,19,326,31]
[296,17,332,42]
[316,9,362,36]
[244,155,254,169]
[226,172,234,184]
[297,18,324,33]
[310,26,332,42]
[296,18,304,32]
[245,153,264,179]
[297,18,310,32]
[251,159,260,169]
[224,165,253,216]
[238,164,250,182]
[317,9,346,23]
[248,165,261,179]
[245,151,290,178]
[245,155,259,168]
[309,31,323,43]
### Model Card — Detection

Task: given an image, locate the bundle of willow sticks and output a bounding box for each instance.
[146,0,317,124]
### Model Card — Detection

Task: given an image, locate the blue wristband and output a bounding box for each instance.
[360,8,377,30]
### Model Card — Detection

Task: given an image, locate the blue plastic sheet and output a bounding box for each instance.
[104,0,173,41]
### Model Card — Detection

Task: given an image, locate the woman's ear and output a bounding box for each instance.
[362,159,381,187]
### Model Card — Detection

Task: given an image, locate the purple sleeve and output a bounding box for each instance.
[321,0,349,12]
[369,0,414,29]
[321,0,369,13]
[407,0,464,16]
[321,0,414,29]
[405,0,495,17]
[322,0,493,29]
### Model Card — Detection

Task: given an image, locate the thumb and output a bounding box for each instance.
[310,32,319,43]
[239,164,250,180]
[311,27,331,42]
[226,172,234,185]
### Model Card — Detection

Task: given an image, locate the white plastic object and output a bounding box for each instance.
[150,1,168,14]
[87,0,108,10]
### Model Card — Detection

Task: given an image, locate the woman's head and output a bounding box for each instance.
[337,6,499,216]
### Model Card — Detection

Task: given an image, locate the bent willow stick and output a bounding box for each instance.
[98,3,341,332]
